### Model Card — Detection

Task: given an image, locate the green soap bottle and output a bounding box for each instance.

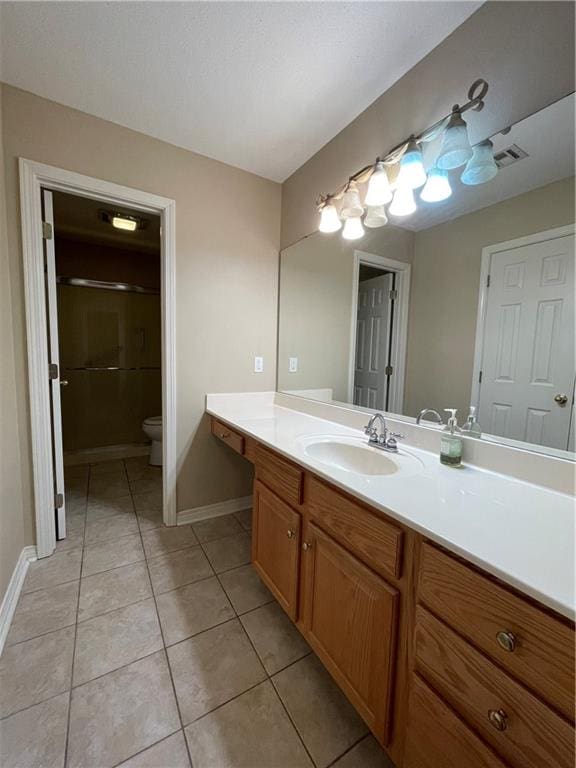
[440,409,463,467]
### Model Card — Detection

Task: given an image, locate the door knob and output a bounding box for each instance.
[554,394,568,405]
[60,380,69,387]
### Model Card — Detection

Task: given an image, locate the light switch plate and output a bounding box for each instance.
[289,357,298,373]
[254,356,264,373]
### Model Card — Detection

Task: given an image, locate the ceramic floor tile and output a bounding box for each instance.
[0,691,69,768]
[156,577,235,646]
[234,508,253,532]
[73,598,163,685]
[89,473,130,500]
[84,512,139,545]
[184,681,313,768]
[118,732,190,768]
[167,619,266,724]
[141,526,198,559]
[65,465,90,481]
[6,581,79,646]
[147,547,213,595]
[87,496,134,520]
[67,651,180,768]
[331,735,396,768]
[129,474,163,495]
[78,562,152,622]
[0,626,75,718]
[240,601,310,674]
[65,476,88,494]
[191,514,243,543]
[124,456,151,481]
[202,533,251,573]
[272,654,368,768]
[82,533,144,577]
[23,548,82,593]
[219,564,273,615]
[55,515,85,552]
[132,493,164,531]
[90,460,126,477]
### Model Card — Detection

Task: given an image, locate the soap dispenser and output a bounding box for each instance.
[440,409,463,467]
[461,406,482,438]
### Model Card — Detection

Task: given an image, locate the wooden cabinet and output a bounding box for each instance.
[252,480,301,619]
[211,418,245,455]
[301,522,399,741]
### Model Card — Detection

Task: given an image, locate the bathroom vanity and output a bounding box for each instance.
[207,396,575,768]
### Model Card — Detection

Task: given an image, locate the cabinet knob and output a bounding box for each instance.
[219,432,230,439]
[287,529,295,539]
[302,542,312,551]
[496,630,517,652]
[488,709,508,732]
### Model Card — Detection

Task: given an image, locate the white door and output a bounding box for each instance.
[42,189,66,538]
[478,232,575,449]
[353,273,393,411]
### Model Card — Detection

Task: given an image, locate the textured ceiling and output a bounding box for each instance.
[0,1,481,181]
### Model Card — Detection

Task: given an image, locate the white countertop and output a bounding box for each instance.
[207,393,575,620]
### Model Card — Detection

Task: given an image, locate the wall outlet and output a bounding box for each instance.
[289,357,298,373]
[254,356,264,373]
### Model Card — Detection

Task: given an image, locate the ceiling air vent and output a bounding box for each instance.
[494,144,529,168]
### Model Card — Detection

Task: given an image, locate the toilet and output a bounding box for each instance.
[142,416,162,466]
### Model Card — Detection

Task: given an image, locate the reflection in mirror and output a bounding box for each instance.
[278,94,575,459]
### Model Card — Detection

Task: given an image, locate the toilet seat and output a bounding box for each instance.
[143,416,162,426]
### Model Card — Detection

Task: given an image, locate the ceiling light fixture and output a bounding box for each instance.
[112,215,138,232]
[316,79,493,240]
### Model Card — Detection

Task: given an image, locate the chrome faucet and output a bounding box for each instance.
[364,413,405,453]
[416,408,444,426]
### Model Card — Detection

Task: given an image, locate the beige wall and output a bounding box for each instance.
[0,88,27,597]
[404,177,576,419]
[281,2,575,248]
[278,225,413,401]
[2,83,281,550]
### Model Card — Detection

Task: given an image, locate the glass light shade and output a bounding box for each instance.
[389,187,416,217]
[461,140,498,185]
[420,167,452,203]
[340,182,364,218]
[318,202,341,233]
[436,111,473,170]
[364,162,392,206]
[342,216,364,240]
[396,139,427,190]
[364,205,388,228]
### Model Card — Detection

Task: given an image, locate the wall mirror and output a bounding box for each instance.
[277,93,575,460]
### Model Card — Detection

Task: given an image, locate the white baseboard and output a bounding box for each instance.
[177,495,253,525]
[0,545,38,654]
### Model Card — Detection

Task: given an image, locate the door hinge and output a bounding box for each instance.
[54,492,64,509]
[42,221,53,240]
[486,274,491,288]
[479,370,483,383]
[385,365,394,376]
[389,289,398,300]
[49,362,59,380]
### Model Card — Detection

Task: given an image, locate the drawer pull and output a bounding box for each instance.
[496,630,517,652]
[287,529,295,539]
[303,542,313,551]
[488,709,508,732]
[219,432,231,439]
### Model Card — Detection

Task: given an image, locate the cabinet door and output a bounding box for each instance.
[252,480,301,620]
[302,522,399,742]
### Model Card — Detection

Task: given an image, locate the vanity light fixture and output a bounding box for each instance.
[364,161,393,206]
[420,166,452,202]
[342,216,365,240]
[112,215,138,232]
[461,139,499,185]
[396,138,427,190]
[389,187,417,217]
[316,79,491,239]
[364,205,388,228]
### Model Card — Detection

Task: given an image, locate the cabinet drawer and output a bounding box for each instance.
[404,674,507,768]
[211,418,245,456]
[255,445,303,507]
[419,543,575,720]
[306,476,402,580]
[414,606,574,768]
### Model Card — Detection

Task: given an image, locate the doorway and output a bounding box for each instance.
[19,159,177,558]
[472,225,575,451]
[348,250,411,415]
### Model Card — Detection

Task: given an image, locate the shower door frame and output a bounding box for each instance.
[19,158,178,558]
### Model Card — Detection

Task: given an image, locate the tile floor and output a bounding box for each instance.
[0,457,394,768]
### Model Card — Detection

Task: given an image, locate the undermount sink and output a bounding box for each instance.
[298,436,424,477]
